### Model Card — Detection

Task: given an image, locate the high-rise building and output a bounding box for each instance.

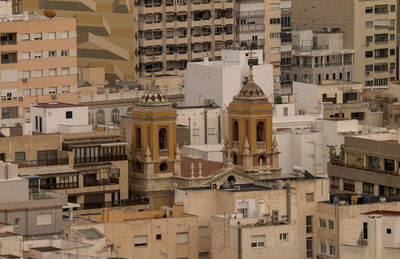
[23,0,235,80]
[292,0,397,87]
[0,10,77,124]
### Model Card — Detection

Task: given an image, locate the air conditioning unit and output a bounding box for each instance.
[19,96,24,101]
[51,94,57,99]
[272,210,281,223]
[22,78,28,83]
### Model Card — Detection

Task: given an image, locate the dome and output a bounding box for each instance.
[137,76,170,106]
[235,66,266,98]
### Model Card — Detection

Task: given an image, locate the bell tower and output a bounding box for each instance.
[227,66,280,174]
[130,77,181,208]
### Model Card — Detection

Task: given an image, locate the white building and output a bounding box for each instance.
[342,210,400,259]
[182,144,223,162]
[184,49,274,108]
[30,102,91,134]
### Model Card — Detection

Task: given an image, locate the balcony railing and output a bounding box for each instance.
[74,155,127,164]
[15,159,69,168]
[29,189,66,200]
[0,40,17,45]
[238,24,265,32]
[38,182,79,190]
[330,161,397,176]
[81,199,148,210]
[1,59,17,64]
[84,177,119,187]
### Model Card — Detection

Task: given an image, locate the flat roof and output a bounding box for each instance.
[18,166,78,176]
[0,232,18,237]
[33,102,80,109]
[0,14,74,22]
[181,183,271,192]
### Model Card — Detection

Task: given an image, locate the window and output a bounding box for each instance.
[14,218,20,227]
[270,3,280,10]
[15,152,26,161]
[328,220,334,230]
[363,183,374,195]
[34,51,42,59]
[232,120,239,141]
[111,109,120,124]
[363,222,368,239]
[22,52,30,60]
[176,232,189,244]
[49,87,57,94]
[329,244,336,255]
[306,193,314,202]
[365,7,373,13]
[319,241,326,254]
[35,70,43,77]
[387,228,392,234]
[48,68,57,76]
[270,32,280,39]
[319,218,326,228]
[37,88,43,96]
[256,121,265,141]
[306,237,313,258]
[390,5,395,12]
[61,31,69,39]
[61,50,69,57]
[326,74,329,80]
[375,5,388,14]
[61,67,69,75]
[390,49,395,56]
[22,70,30,78]
[97,110,104,124]
[199,226,209,237]
[48,32,56,40]
[270,18,280,24]
[366,36,373,43]
[365,51,373,58]
[2,107,18,119]
[306,215,313,233]
[48,50,56,58]
[62,86,70,93]
[36,213,52,225]
[66,111,73,119]
[135,128,141,149]
[365,21,373,28]
[390,34,395,41]
[33,33,42,40]
[283,107,288,116]
[251,235,265,247]
[280,233,288,241]
[22,33,30,41]
[134,235,148,247]
[23,89,31,97]
[159,128,167,149]
[375,33,388,43]
[156,234,162,240]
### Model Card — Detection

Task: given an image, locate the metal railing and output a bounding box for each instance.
[0,40,17,45]
[330,161,398,176]
[74,155,127,164]
[15,159,69,168]
[236,10,264,17]
[84,177,119,187]
[33,182,79,190]
[29,189,66,200]
[81,199,147,210]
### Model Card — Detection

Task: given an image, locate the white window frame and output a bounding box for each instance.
[33,33,42,40]
[21,33,30,41]
[134,235,148,247]
[62,86,70,93]
[35,70,43,78]
[48,32,56,40]
[61,67,70,75]
[22,52,30,60]
[36,213,52,226]
[61,31,69,39]
[176,232,189,244]
[48,68,57,76]
[251,235,265,248]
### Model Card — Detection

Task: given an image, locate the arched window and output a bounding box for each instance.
[232,121,239,141]
[111,109,120,124]
[96,110,105,125]
[136,128,141,149]
[160,162,168,172]
[233,154,238,165]
[257,121,265,141]
[159,128,167,150]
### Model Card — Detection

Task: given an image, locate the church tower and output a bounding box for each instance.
[227,66,280,174]
[130,77,181,208]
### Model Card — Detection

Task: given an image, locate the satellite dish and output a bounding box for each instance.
[44,9,56,19]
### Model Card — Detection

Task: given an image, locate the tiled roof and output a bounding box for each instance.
[181,156,224,178]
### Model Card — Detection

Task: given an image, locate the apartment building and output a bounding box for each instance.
[0,128,130,210]
[0,162,68,238]
[24,0,235,80]
[292,0,397,87]
[65,204,198,259]
[0,11,78,124]
[236,0,281,91]
[280,0,292,93]
[328,134,400,197]
[291,30,355,84]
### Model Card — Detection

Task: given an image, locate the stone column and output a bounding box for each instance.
[355,181,363,195]
[374,184,380,196]
[338,178,344,191]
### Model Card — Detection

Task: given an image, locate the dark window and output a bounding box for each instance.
[363,222,368,239]
[156,234,162,240]
[351,112,364,120]
[159,128,167,149]
[384,159,395,171]
[306,237,313,258]
[232,121,239,141]
[66,111,73,119]
[363,183,374,195]
[306,215,313,233]
[390,49,395,55]
[387,228,392,234]
[15,152,26,161]
[160,162,168,171]
[136,128,142,149]
[390,5,395,12]
[365,7,373,13]
[1,107,18,119]
[256,121,265,141]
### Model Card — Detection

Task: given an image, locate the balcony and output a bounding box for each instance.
[39,182,79,190]
[1,52,17,64]
[84,177,119,187]
[74,155,127,164]
[236,10,264,18]
[15,159,69,168]
[238,24,264,32]
[0,33,17,45]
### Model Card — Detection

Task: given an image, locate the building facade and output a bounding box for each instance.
[292,0,397,87]
[0,12,78,124]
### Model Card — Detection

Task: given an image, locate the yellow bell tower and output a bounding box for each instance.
[227,66,280,173]
[130,77,181,195]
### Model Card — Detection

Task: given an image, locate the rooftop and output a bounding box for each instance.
[77,228,104,240]
[0,13,73,22]
[181,183,271,192]
[33,102,80,109]
[31,246,62,252]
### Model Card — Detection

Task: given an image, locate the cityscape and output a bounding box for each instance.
[0,0,400,258]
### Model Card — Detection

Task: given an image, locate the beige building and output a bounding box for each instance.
[292,0,397,86]
[0,11,78,123]
[0,129,129,211]
[0,223,22,258]
[65,204,199,259]
[329,134,400,197]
